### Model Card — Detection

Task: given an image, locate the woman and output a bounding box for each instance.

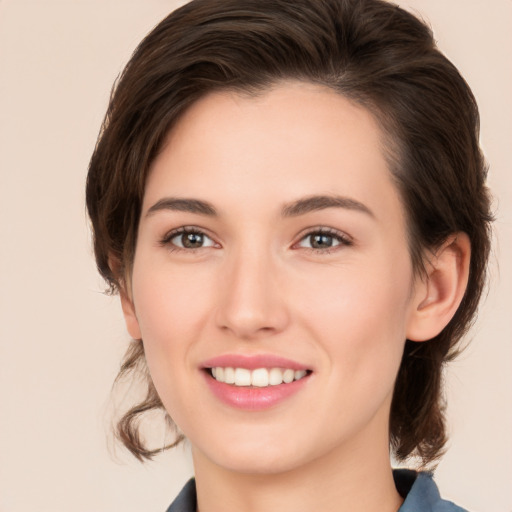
[86,0,492,510]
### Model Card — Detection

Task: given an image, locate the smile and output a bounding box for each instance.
[202,355,312,410]
[210,367,309,387]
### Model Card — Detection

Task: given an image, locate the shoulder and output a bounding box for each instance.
[165,478,197,512]
[394,469,469,512]
[167,472,469,512]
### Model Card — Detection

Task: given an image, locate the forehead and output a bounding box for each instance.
[161,82,387,169]
[143,81,403,227]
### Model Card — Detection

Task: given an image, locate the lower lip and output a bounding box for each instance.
[203,372,310,411]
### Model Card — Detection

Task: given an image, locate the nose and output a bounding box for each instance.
[215,246,290,340]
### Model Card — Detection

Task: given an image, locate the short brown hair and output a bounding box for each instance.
[86,0,493,464]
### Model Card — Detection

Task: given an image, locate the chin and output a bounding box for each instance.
[211,448,307,476]
[189,426,312,475]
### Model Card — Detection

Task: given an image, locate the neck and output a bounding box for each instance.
[191,420,403,512]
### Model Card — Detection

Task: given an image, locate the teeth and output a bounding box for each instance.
[294,370,307,380]
[234,368,251,386]
[269,368,283,386]
[283,369,294,383]
[224,367,235,384]
[210,367,309,387]
[251,368,269,387]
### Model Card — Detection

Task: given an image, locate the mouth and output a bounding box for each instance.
[207,367,311,387]
[201,355,313,410]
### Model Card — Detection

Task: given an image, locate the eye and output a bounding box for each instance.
[161,227,217,250]
[296,228,352,252]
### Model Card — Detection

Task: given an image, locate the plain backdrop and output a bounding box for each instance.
[0,1,510,511]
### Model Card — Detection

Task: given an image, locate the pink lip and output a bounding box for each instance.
[201,354,312,411]
[202,354,310,371]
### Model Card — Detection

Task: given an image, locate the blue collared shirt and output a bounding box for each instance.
[166,470,468,512]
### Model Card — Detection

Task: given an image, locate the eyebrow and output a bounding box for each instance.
[145,194,374,219]
[281,194,374,218]
[146,197,218,217]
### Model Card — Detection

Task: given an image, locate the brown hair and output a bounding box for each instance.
[86,0,493,465]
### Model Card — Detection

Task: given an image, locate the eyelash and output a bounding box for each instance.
[159,226,353,254]
[159,226,216,253]
[295,227,353,254]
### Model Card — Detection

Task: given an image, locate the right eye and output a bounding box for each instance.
[161,227,217,251]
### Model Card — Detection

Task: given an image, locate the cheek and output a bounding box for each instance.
[129,263,216,431]
[132,261,211,341]
[129,261,215,399]
[296,254,412,376]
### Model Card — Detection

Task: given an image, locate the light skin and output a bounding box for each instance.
[119,82,470,512]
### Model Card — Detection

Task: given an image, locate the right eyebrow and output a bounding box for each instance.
[145,197,218,217]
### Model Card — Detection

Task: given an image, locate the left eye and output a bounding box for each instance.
[297,231,350,250]
[168,230,216,249]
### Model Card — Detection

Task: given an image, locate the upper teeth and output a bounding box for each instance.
[211,367,308,387]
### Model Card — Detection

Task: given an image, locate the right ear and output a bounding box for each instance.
[109,254,142,340]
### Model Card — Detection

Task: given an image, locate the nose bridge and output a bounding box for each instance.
[216,238,288,338]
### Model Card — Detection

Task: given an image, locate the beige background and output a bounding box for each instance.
[0,1,510,511]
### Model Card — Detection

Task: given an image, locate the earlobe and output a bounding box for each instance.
[406,233,471,342]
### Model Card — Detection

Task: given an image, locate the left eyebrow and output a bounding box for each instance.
[281,194,375,218]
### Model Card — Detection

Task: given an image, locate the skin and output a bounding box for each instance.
[120,81,470,512]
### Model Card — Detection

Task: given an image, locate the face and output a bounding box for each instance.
[123,82,424,476]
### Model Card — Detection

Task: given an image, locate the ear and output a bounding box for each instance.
[120,286,142,340]
[406,233,471,342]
[109,254,142,340]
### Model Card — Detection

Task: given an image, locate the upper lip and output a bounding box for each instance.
[201,354,311,371]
